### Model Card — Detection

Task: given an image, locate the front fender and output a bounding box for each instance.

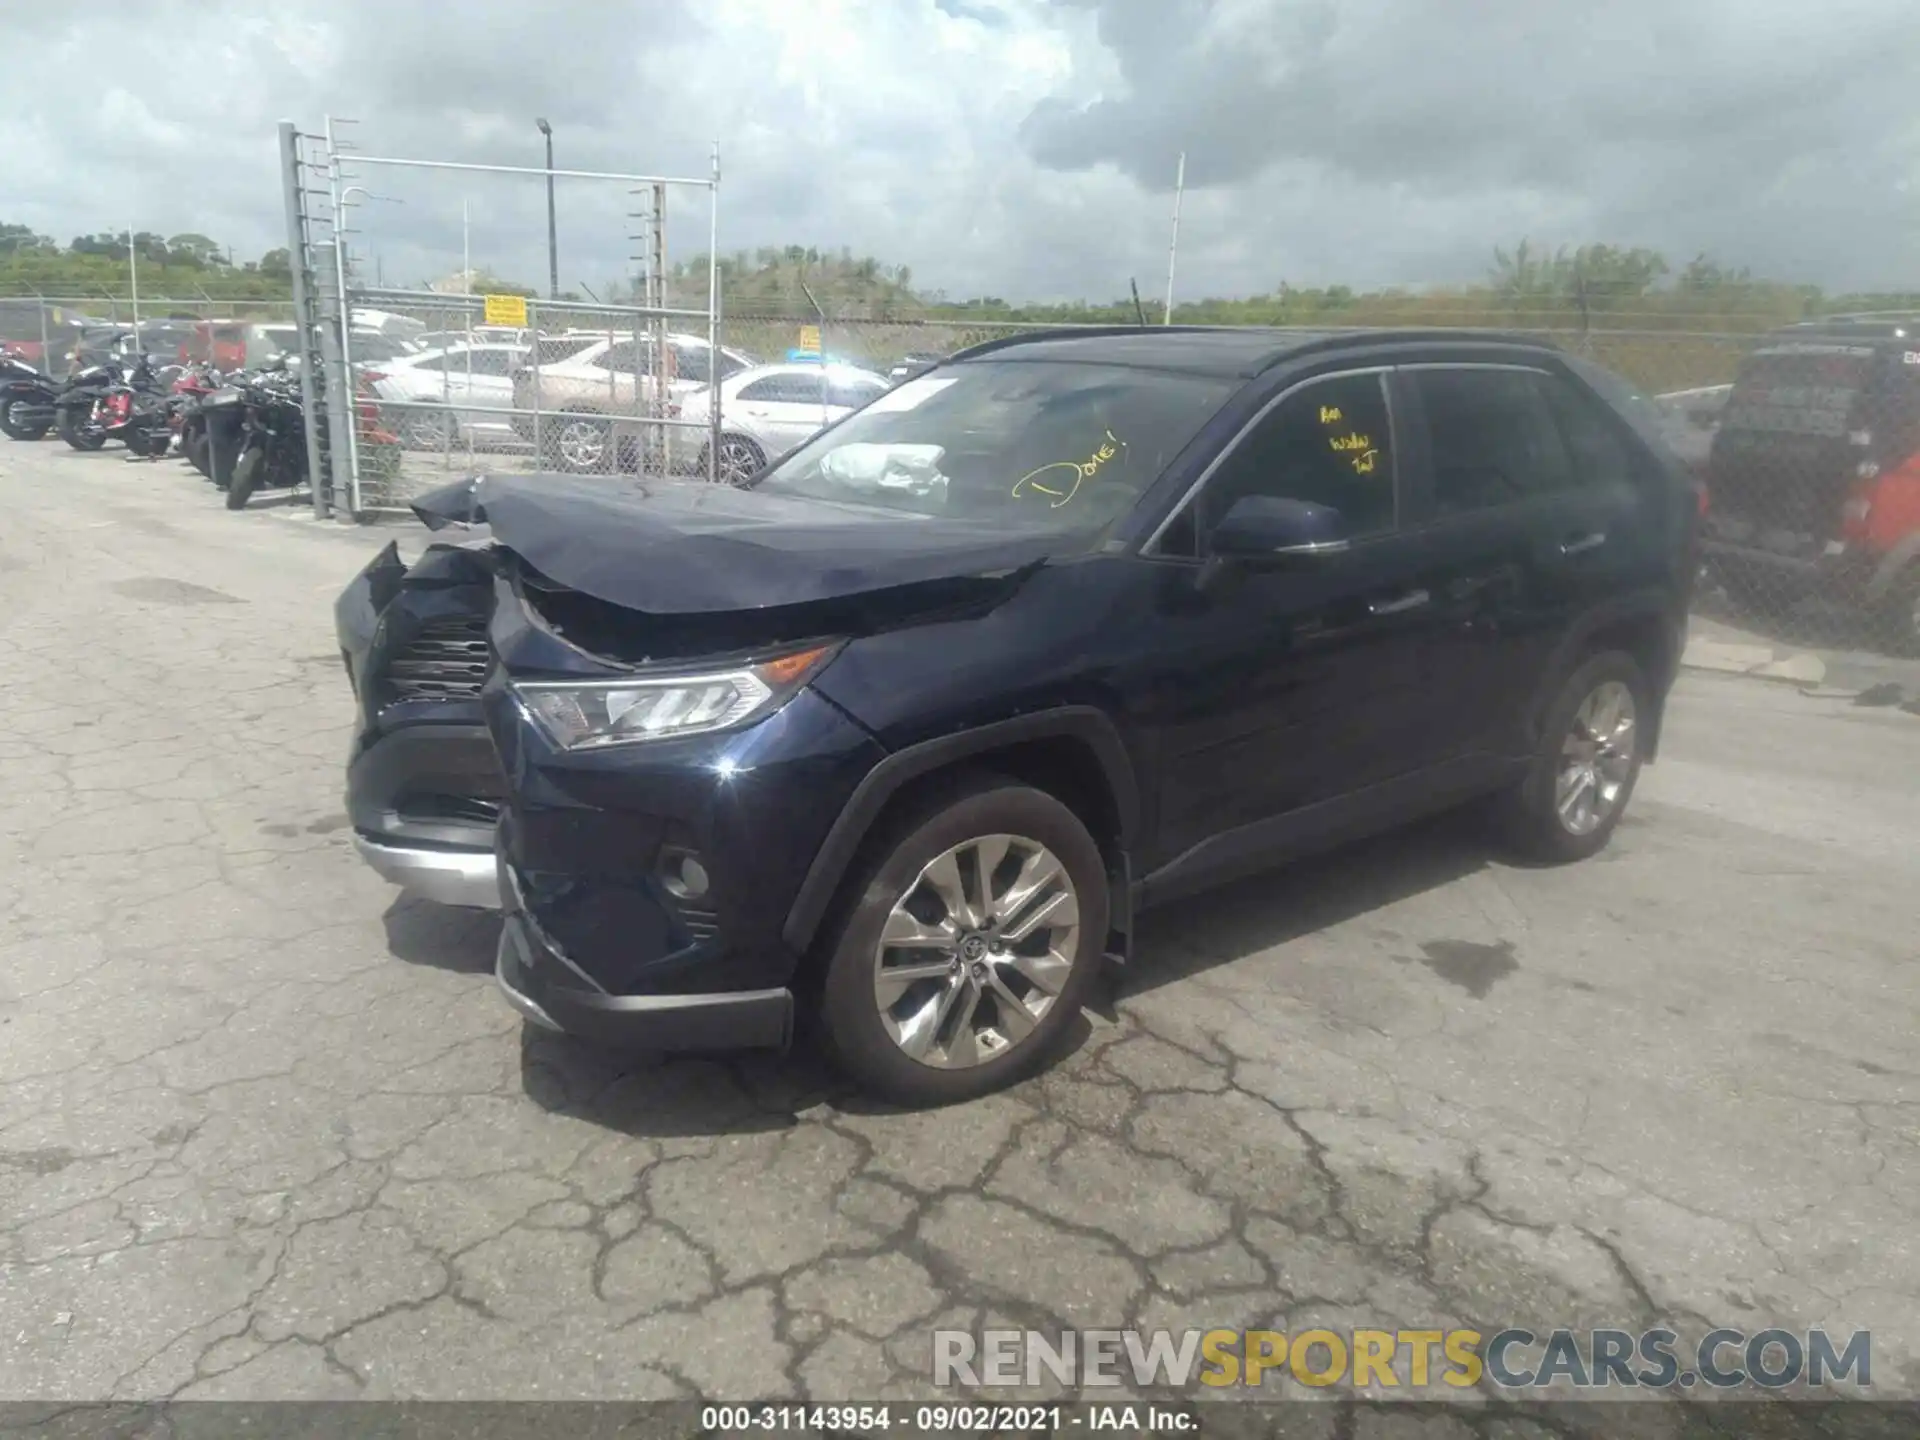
[778,705,1140,955]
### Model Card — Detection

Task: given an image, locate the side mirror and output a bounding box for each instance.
[1208,495,1350,563]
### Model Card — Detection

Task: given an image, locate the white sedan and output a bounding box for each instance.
[680,362,891,483]
[370,344,530,449]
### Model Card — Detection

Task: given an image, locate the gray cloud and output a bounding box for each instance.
[1021,0,1920,289]
[2,0,1916,305]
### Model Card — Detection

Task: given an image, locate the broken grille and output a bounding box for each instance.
[387,617,490,701]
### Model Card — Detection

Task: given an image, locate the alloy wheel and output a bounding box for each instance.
[403,412,454,449]
[557,419,608,470]
[1555,679,1637,836]
[872,834,1080,1069]
[716,437,762,486]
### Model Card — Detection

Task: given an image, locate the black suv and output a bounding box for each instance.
[337,327,1696,1106]
[1701,318,1920,650]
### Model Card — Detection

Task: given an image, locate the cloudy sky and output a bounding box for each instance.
[4,0,1918,302]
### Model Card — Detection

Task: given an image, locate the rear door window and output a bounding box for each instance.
[1412,368,1577,514]
[1721,343,1875,439]
[592,342,640,374]
[1538,374,1636,489]
[740,373,825,405]
[827,376,886,410]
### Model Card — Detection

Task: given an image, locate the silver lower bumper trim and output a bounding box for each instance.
[494,940,563,1031]
[352,835,500,909]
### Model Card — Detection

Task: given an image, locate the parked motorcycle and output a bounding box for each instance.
[95,355,177,459]
[0,355,59,441]
[168,362,224,473]
[53,357,127,451]
[225,366,308,510]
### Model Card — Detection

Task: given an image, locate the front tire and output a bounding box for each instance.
[816,777,1109,1107]
[57,406,106,451]
[225,442,266,510]
[1494,650,1648,864]
[1,400,49,441]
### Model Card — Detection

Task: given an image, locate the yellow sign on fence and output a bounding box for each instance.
[798,324,821,354]
[484,294,529,328]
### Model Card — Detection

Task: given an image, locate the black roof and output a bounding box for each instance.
[946,324,1562,379]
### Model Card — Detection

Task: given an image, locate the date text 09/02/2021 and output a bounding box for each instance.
[700,1407,1178,1433]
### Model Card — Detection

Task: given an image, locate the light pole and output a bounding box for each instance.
[536,118,558,300]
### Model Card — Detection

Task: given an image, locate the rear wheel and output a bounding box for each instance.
[697,433,765,486]
[1875,566,1920,658]
[57,405,106,451]
[1493,651,1648,864]
[1,400,48,441]
[399,410,456,450]
[186,427,211,477]
[551,415,612,474]
[225,442,266,510]
[1711,560,1796,621]
[815,777,1109,1107]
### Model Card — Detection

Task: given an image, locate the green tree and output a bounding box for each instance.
[0,223,52,254]
[167,233,223,268]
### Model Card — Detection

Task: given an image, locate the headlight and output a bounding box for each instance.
[512,644,836,750]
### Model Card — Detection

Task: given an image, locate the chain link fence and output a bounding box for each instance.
[0,295,300,375]
[341,291,719,510]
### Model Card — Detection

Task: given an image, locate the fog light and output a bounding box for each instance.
[679,855,710,899]
[660,848,710,901]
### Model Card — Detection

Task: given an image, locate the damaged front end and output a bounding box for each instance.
[336,534,506,909]
[400,471,1063,1051]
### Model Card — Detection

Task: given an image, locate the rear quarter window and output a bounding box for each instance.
[1720,343,1875,438]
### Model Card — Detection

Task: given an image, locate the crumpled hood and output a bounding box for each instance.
[411,472,1069,615]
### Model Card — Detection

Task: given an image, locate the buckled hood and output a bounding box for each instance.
[410,472,1065,615]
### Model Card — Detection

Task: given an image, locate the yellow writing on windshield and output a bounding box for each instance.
[1013,430,1125,508]
[1320,404,1343,424]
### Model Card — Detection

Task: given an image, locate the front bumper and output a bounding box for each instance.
[337,539,504,907]
[483,651,887,1024]
[494,906,792,1051]
[353,835,498,908]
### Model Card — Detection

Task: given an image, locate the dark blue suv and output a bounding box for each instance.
[339,327,1697,1106]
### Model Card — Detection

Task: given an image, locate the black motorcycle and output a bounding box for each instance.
[96,356,175,459]
[189,377,249,485]
[53,357,129,451]
[0,355,60,441]
[225,366,308,510]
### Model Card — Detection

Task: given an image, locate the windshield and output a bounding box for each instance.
[752,359,1235,531]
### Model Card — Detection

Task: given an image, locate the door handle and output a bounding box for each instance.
[1559,531,1607,556]
[1368,589,1430,616]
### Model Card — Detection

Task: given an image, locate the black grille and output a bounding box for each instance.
[388,616,490,701]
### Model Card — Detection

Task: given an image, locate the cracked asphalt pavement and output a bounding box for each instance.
[3,441,1918,1406]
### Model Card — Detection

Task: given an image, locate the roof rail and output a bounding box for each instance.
[943,324,1234,363]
